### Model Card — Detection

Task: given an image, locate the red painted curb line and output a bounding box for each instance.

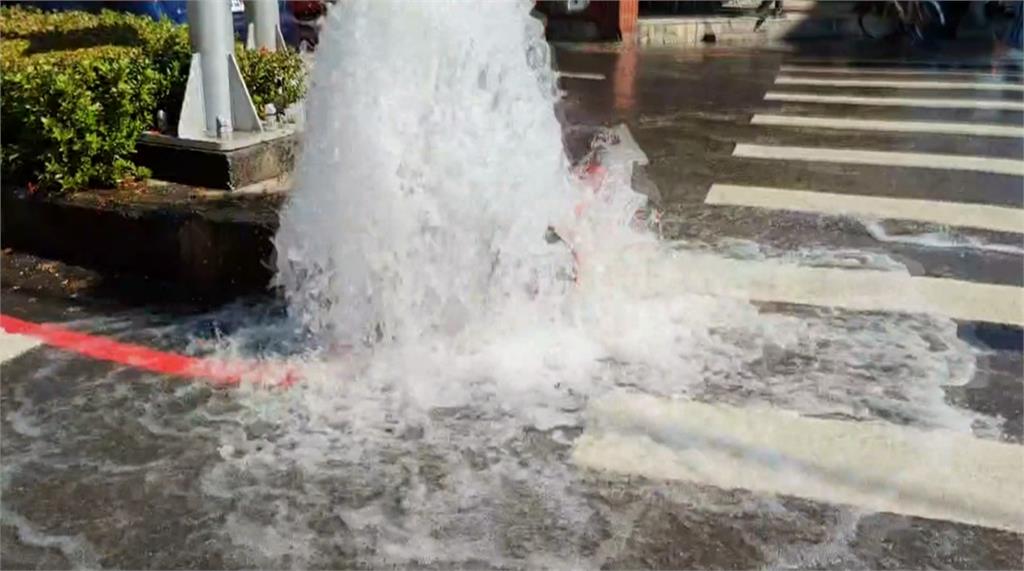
[0,314,297,388]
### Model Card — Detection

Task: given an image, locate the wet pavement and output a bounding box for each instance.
[555,43,1024,290]
[3,40,1024,569]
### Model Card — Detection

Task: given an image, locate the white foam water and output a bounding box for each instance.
[198,0,1006,566]
[859,218,1024,256]
[274,0,586,346]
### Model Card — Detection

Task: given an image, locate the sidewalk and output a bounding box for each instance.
[637,12,854,47]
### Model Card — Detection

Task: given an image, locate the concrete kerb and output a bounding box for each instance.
[135,128,299,190]
[0,183,284,299]
[636,14,857,48]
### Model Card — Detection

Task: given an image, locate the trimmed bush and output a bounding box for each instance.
[0,7,306,192]
[237,46,307,117]
[2,46,159,191]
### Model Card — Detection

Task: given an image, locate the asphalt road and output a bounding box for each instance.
[2,41,1023,569]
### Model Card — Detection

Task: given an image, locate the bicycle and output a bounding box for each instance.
[856,0,946,43]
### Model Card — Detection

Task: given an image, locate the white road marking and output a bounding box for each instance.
[733,143,1024,176]
[750,114,1024,138]
[776,75,1024,92]
[557,71,606,81]
[780,64,1024,81]
[860,218,1024,256]
[706,183,1024,233]
[574,393,1024,533]
[599,248,1023,325]
[765,91,1024,111]
[784,58,1022,69]
[0,330,42,363]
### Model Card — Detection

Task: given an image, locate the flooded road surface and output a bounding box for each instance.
[2,284,1020,569]
[3,40,1024,569]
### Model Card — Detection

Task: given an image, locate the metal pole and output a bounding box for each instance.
[188,0,234,136]
[179,0,262,140]
[245,0,283,51]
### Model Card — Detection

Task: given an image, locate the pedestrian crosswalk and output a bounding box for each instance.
[705,60,1024,330]
[576,59,1024,538]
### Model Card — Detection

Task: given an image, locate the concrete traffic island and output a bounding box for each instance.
[0,0,305,298]
[138,0,300,190]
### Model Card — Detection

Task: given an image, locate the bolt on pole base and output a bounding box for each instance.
[178,53,263,140]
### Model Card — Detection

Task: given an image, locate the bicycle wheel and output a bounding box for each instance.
[910,0,946,42]
[859,3,900,39]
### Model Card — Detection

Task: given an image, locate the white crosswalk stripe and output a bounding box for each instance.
[557,71,606,81]
[0,330,41,363]
[765,91,1024,111]
[575,393,1024,533]
[751,114,1024,138]
[780,64,1024,81]
[733,143,1024,176]
[706,183,1024,233]
[607,248,1024,325]
[776,75,1024,92]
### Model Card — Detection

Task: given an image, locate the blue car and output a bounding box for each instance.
[10,1,301,48]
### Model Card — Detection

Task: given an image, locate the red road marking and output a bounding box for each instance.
[0,314,297,388]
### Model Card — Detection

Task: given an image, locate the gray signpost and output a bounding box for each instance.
[245,0,287,51]
[177,0,262,140]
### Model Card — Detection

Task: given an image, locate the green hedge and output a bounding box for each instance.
[2,45,159,190]
[0,7,306,192]
[236,46,306,118]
